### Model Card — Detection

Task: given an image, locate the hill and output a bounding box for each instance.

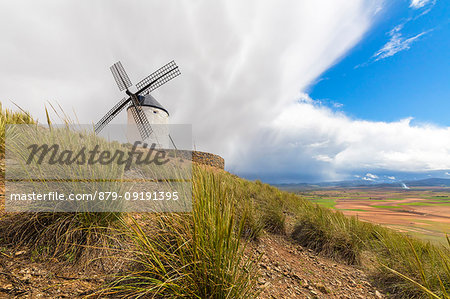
[276,177,450,190]
[406,178,450,187]
[0,104,449,298]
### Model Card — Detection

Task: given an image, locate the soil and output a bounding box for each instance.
[336,197,450,226]
[247,234,383,299]
[0,250,102,298]
[335,196,450,241]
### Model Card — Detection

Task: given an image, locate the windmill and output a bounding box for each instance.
[94,60,180,145]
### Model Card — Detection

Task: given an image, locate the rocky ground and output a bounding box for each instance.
[250,235,384,298]
[247,234,384,299]
[0,249,101,298]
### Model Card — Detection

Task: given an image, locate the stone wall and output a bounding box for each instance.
[192,150,225,169]
[165,149,224,169]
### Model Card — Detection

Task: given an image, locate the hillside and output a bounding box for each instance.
[1,105,449,298]
[406,178,450,187]
[0,165,386,298]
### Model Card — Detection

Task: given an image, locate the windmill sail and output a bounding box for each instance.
[136,60,180,95]
[110,61,132,91]
[128,102,153,140]
[94,97,130,134]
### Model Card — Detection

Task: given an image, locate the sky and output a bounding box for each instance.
[0,0,449,183]
[309,0,450,127]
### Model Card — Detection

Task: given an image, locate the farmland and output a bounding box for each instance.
[299,187,450,244]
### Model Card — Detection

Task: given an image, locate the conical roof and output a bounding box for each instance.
[127,94,169,115]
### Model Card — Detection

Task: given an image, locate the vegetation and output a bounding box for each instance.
[0,104,125,266]
[190,169,450,298]
[311,197,337,209]
[0,102,34,159]
[103,168,260,298]
[1,104,449,298]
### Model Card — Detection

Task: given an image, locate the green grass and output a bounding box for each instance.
[371,202,450,208]
[181,167,450,298]
[0,102,35,176]
[311,197,337,209]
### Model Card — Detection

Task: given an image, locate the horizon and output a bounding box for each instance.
[1,0,449,184]
[273,176,450,186]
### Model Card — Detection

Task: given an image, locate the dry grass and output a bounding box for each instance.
[100,167,261,298]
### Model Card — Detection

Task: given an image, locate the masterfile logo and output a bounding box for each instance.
[5,124,192,213]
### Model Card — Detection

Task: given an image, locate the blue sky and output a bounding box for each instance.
[309,0,449,127]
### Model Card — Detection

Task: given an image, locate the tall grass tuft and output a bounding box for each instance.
[371,231,450,298]
[104,166,260,298]
[0,102,35,157]
[1,212,125,266]
[260,193,286,234]
[236,197,264,240]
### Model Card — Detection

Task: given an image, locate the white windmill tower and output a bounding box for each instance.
[94,60,180,149]
[126,94,170,148]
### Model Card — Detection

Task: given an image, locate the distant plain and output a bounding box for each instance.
[294,187,450,244]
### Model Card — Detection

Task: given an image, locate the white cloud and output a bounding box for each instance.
[387,176,396,180]
[372,24,428,61]
[232,97,450,182]
[409,0,434,9]
[362,174,377,181]
[445,172,450,176]
[372,0,437,63]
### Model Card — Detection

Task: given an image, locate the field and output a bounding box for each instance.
[299,187,450,244]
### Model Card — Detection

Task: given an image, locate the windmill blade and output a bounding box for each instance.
[94,97,131,134]
[136,60,180,95]
[110,61,132,91]
[128,103,153,140]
